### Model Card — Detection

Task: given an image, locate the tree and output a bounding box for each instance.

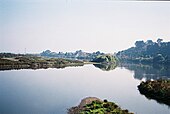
[146,40,154,45]
[157,38,163,43]
[157,38,163,47]
[92,54,116,63]
[135,41,145,48]
[41,50,51,56]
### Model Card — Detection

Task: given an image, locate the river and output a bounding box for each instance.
[0,64,170,114]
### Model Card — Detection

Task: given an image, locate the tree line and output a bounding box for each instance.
[117,38,170,64]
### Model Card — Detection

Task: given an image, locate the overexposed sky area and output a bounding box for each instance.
[0,0,170,53]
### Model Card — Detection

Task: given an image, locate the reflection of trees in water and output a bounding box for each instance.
[119,63,170,80]
[93,63,117,71]
[138,88,170,107]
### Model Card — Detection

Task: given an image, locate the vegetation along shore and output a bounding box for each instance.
[68,97,134,114]
[138,80,170,106]
[117,39,170,64]
[0,52,117,71]
[0,55,84,70]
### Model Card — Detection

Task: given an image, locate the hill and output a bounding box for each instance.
[117,38,170,64]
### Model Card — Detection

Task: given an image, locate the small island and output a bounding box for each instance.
[91,54,118,71]
[68,97,134,114]
[138,80,170,106]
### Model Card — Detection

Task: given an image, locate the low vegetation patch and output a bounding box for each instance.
[68,97,133,114]
[138,80,170,106]
[0,56,84,70]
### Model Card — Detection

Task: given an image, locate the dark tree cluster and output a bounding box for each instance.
[117,38,170,64]
[92,54,117,64]
[138,80,170,106]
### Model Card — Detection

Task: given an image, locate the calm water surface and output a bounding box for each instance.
[0,64,170,114]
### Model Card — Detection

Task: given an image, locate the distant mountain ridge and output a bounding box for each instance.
[117,38,170,64]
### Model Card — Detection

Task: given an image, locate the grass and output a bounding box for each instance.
[68,98,134,114]
[80,100,133,114]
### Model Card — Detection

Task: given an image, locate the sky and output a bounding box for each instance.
[0,0,170,54]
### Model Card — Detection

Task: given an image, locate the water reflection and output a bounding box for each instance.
[138,88,170,107]
[119,63,170,80]
[93,63,117,71]
[119,63,170,107]
[0,65,170,114]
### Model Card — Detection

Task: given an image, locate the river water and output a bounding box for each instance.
[0,64,170,114]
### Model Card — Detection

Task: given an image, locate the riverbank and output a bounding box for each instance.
[68,97,134,114]
[0,56,84,70]
[138,80,170,106]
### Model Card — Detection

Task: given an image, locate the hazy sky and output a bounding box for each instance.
[0,0,170,53]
